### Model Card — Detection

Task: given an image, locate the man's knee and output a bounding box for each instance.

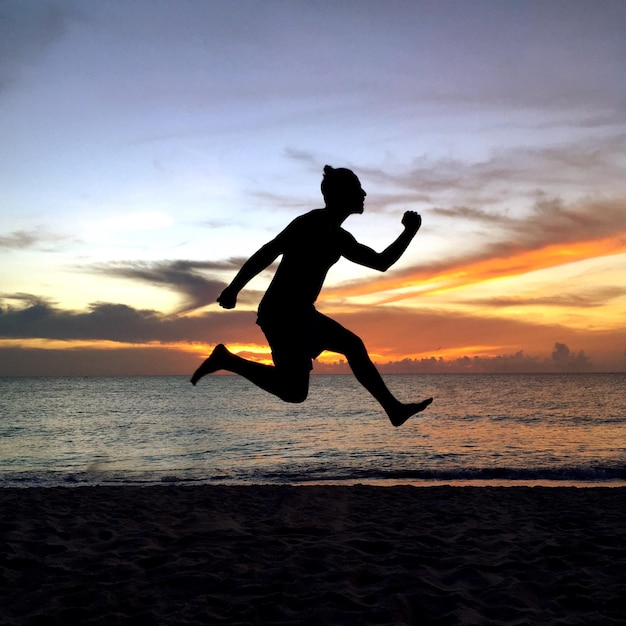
[342,332,367,358]
[278,373,309,403]
[280,386,308,404]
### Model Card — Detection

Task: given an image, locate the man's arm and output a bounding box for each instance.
[217,237,283,309]
[342,211,421,272]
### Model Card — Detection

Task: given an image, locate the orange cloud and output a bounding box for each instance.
[323,234,626,304]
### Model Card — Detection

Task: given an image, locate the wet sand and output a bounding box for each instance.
[1,486,624,625]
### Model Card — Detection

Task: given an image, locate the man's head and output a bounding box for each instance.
[321,165,366,214]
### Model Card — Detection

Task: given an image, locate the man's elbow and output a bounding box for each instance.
[372,259,393,272]
[378,251,401,271]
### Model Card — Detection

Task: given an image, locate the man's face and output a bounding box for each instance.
[342,177,367,214]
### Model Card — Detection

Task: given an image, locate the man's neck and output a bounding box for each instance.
[323,204,350,226]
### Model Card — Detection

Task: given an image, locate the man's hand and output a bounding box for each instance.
[402,211,421,233]
[217,286,237,309]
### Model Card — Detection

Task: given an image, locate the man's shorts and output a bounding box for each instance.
[256,307,326,372]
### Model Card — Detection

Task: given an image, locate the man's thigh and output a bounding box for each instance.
[260,314,316,372]
[312,312,362,356]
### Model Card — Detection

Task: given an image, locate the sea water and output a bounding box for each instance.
[0,373,624,487]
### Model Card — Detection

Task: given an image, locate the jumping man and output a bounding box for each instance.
[191,165,433,426]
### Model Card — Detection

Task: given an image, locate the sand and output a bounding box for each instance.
[1,486,624,625]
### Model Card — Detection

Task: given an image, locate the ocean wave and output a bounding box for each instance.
[1,465,625,488]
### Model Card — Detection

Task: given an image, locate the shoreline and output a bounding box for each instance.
[2,485,624,624]
[2,478,625,489]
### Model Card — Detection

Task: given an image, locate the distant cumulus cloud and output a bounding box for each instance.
[551,342,591,371]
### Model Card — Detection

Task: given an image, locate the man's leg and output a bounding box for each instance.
[315,315,432,426]
[190,344,310,404]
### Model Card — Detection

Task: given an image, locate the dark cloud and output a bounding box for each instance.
[87,259,251,314]
[0,298,260,345]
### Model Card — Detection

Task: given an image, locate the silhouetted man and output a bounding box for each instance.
[191,165,432,426]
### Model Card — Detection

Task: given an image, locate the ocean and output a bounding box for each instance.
[1,373,624,487]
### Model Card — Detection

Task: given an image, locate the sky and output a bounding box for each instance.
[1,0,625,376]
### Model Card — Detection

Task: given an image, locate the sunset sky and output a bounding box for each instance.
[1,0,625,376]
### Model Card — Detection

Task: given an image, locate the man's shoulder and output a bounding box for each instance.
[283,208,326,230]
[298,208,325,221]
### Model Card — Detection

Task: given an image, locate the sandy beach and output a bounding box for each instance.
[1,486,624,625]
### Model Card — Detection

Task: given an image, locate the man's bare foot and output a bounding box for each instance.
[190,344,230,385]
[389,397,433,427]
